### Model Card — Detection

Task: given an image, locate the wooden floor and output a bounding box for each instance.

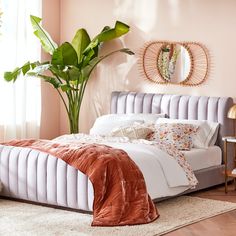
[165,183,236,236]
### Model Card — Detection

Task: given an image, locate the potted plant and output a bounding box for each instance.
[4,15,134,133]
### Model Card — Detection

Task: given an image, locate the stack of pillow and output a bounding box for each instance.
[90,113,219,151]
[90,113,165,139]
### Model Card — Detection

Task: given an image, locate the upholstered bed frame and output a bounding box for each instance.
[0,91,234,211]
[111,91,234,195]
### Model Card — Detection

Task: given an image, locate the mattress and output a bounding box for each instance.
[183,146,222,171]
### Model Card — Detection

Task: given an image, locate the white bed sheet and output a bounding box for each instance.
[103,142,191,199]
[183,146,222,171]
[103,144,222,199]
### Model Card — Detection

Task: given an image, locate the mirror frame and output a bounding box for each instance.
[139,41,209,86]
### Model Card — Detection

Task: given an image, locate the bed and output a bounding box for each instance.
[0,91,234,213]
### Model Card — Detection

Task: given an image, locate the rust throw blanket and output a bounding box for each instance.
[4,139,159,226]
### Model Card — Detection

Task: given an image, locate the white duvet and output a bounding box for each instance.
[54,134,198,199]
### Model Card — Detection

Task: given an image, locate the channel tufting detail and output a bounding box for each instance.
[111,91,234,152]
[0,146,94,211]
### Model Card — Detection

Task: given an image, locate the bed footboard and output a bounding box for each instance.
[0,145,94,211]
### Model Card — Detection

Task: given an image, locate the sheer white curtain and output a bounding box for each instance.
[0,0,41,141]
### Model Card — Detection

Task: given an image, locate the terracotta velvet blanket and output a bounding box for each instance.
[4,139,159,226]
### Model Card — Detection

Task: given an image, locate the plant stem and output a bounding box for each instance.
[56,89,69,116]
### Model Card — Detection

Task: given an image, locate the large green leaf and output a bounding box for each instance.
[82,26,109,60]
[51,42,78,66]
[71,29,91,63]
[83,21,130,55]
[95,21,130,42]
[4,62,38,82]
[30,15,58,55]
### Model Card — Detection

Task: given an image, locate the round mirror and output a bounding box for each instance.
[157,43,192,83]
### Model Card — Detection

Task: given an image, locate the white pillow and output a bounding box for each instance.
[90,113,165,136]
[156,118,219,149]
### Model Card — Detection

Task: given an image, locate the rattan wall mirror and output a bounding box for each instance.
[139,41,209,86]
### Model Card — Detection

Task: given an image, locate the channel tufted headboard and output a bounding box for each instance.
[111,91,234,151]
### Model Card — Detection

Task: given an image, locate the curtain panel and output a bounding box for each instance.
[0,0,42,141]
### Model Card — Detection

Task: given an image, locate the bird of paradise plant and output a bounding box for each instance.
[4,15,134,133]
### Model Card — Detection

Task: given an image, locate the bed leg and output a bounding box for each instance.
[225,177,228,193]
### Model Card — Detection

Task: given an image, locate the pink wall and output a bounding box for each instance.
[43,0,236,135]
[40,0,60,139]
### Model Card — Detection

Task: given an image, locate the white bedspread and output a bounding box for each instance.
[54,134,198,199]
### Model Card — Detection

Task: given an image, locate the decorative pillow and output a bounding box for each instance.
[148,123,198,150]
[156,118,219,148]
[90,113,165,136]
[111,123,153,139]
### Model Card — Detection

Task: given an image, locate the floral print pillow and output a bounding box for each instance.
[147,123,198,150]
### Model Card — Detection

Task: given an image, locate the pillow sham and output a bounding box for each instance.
[156,118,219,149]
[90,113,165,136]
[148,123,198,150]
[111,122,153,139]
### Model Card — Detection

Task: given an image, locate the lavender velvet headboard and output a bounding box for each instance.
[111,91,234,151]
